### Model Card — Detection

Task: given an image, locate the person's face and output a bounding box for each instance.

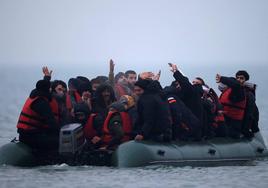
[82,91,91,100]
[236,75,246,85]
[55,84,66,96]
[172,81,181,90]
[134,86,144,97]
[192,79,203,85]
[118,75,128,85]
[74,112,86,124]
[92,83,100,91]
[102,89,111,101]
[126,74,137,85]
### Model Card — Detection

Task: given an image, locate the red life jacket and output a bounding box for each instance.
[66,91,81,111]
[219,88,246,120]
[102,111,132,144]
[50,97,60,123]
[212,112,225,128]
[205,89,225,128]
[17,97,59,131]
[114,84,129,99]
[83,113,98,140]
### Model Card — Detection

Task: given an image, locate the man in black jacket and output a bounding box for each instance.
[168,63,203,139]
[134,79,172,142]
[17,79,60,150]
[163,85,201,141]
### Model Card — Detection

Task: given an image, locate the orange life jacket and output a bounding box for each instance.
[219,88,246,120]
[66,91,81,111]
[83,113,98,140]
[17,97,59,131]
[102,111,132,144]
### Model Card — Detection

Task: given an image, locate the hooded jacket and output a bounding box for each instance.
[134,80,172,140]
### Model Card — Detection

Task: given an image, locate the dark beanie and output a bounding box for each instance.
[134,79,151,90]
[236,70,249,81]
[73,102,90,116]
[78,82,92,95]
[68,78,81,90]
[95,76,108,84]
[51,80,67,92]
[195,77,205,85]
[77,76,91,85]
[36,80,51,93]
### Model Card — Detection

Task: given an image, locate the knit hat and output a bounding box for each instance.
[195,77,205,85]
[76,76,90,85]
[68,78,81,90]
[78,82,92,96]
[236,70,250,81]
[134,79,151,90]
[95,76,108,84]
[73,102,90,116]
[51,80,67,93]
[36,80,51,93]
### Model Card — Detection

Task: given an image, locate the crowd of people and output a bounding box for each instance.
[16,60,260,153]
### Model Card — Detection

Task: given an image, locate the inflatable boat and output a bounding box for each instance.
[1,131,267,167]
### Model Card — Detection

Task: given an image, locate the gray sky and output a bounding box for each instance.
[1,0,268,71]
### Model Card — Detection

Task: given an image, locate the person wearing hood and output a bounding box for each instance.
[17,79,60,150]
[195,79,227,138]
[134,77,172,142]
[100,95,136,150]
[78,81,93,112]
[90,76,108,99]
[50,79,71,126]
[163,84,202,141]
[73,102,102,150]
[73,102,91,125]
[168,63,204,140]
[90,83,117,142]
[66,78,82,116]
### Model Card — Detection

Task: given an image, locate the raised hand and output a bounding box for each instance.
[135,134,144,141]
[153,70,161,81]
[168,63,178,73]
[42,66,52,77]
[216,74,221,83]
[91,136,101,144]
[139,72,155,80]
[109,59,115,73]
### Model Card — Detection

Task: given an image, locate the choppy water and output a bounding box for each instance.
[1,65,268,188]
